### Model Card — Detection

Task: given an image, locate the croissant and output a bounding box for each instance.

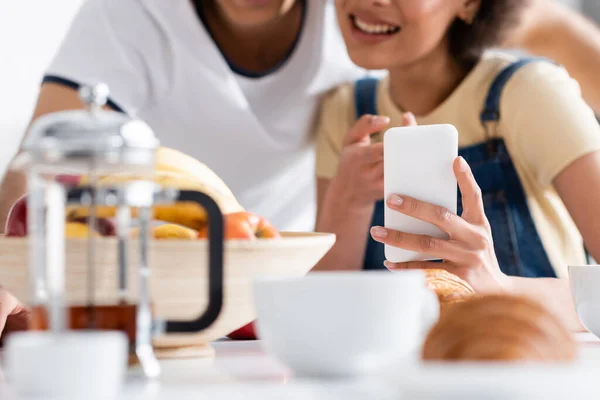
[424,269,475,310]
[422,295,577,362]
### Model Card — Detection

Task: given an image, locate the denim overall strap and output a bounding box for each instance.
[354,77,379,119]
[463,57,557,277]
[484,60,586,265]
[481,57,547,124]
[354,78,388,270]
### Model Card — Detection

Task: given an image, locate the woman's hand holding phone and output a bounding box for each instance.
[370,157,511,294]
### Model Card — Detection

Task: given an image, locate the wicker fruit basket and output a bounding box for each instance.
[0,232,335,352]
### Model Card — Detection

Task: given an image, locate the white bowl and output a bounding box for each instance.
[569,265,600,338]
[5,331,128,399]
[253,270,439,378]
[0,232,335,350]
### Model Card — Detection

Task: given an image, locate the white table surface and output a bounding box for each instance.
[1,333,600,399]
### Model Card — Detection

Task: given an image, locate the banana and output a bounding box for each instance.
[152,224,197,240]
[154,147,237,200]
[79,147,236,198]
[69,148,244,230]
[65,222,99,238]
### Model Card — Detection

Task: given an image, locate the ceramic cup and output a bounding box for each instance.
[5,330,128,399]
[253,270,439,378]
[569,265,600,339]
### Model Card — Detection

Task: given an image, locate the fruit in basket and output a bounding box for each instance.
[71,218,116,236]
[65,222,99,238]
[228,321,257,340]
[198,212,280,240]
[154,147,237,199]
[152,224,197,240]
[71,146,243,227]
[5,195,115,237]
[424,269,475,312]
[68,170,244,231]
[6,147,252,238]
[4,195,27,236]
[421,294,577,362]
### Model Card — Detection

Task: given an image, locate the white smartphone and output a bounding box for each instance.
[383,124,458,263]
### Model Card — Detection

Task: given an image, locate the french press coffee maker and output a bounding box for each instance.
[12,83,224,378]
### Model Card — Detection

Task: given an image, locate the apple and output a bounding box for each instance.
[5,194,27,237]
[227,321,258,341]
[198,212,280,239]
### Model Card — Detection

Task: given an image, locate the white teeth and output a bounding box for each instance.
[353,16,399,35]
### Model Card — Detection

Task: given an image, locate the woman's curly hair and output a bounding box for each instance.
[448,0,530,66]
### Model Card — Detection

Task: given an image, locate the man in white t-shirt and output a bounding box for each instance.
[0,0,364,233]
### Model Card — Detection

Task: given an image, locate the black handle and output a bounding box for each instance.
[164,190,224,333]
[66,186,225,333]
[66,186,94,205]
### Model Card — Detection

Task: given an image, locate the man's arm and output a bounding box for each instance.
[505,0,600,114]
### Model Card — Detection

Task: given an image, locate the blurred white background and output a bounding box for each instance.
[0,0,597,180]
[0,0,84,178]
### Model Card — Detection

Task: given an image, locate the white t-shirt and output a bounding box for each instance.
[45,0,365,231]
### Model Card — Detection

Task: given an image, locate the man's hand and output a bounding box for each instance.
[0,289,30,345]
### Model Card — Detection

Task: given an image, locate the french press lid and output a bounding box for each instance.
[13,83,158,174]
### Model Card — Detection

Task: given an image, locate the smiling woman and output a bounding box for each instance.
[337,0,526,70]
[314,0,600,332]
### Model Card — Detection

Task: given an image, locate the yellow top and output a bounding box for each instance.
[315,52,600,278]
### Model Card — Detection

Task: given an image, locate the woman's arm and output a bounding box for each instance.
[553,151,600,261]
[508,277,584,333]
[313,113,419,272]
[505,0,600,114]
[312,114,392,271]
[313,178,375,271]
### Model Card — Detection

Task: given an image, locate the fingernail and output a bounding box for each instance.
[388,194,403,206]
[371,116,390,126]
[459,157,469,172]
[371,226,388,238]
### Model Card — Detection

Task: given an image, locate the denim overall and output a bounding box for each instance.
[360,59,557,278]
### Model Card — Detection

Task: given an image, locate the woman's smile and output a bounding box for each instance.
[349,13,401,45]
